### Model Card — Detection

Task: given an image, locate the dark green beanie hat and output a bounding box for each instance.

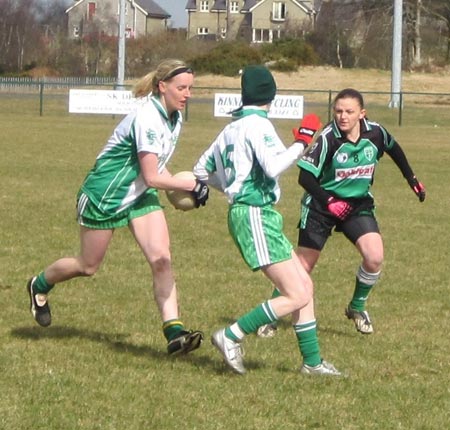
[241,65,276,106]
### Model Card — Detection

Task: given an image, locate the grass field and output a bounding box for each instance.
[0,96,449,430]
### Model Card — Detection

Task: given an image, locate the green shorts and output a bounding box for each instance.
[228,204,293,271]
[76,189,163,229]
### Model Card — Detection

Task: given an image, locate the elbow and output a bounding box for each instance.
[264,167,279,179]
[194,173,209,183]
[142,174,160,189]
[144,179,157,189]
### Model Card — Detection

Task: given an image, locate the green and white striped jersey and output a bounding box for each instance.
[80,96,182,215]
[194,107,304,206]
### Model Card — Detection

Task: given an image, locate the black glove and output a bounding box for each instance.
[192,179,209,207]
[407,176,426,202]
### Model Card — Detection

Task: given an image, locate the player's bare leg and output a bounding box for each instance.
[27,227,113,327]
[346,232,383,334]
[130,210,203,354]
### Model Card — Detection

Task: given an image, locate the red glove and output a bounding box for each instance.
[407,176,426,202]
[327,197,352,220]
[292,113,322,145]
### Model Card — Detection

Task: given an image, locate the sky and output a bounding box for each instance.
[153,0,188,28]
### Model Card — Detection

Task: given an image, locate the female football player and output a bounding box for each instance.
[194,65,341,376]
[259,88,425,338]
[27,59,208,355]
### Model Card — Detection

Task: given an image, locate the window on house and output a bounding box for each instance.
[73,25,80,38]
[272,2,286,21]
[230,1,239,13]
[200,1,209,12]
[273,28,284,40]
[252,28,271,43]
[197,27,209,35]
[88,2,96,20]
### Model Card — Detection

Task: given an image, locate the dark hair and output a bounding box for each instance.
[333,88,364,108]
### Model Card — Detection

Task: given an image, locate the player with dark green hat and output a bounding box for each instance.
[241,65,277,106]
[194,65,341,376]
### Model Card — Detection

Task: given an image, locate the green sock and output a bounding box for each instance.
[349,266,380,311]
[162,319,185,342]
[225,301,278,341]
[294,320,321,367]
[268,289,281,328]
[33,272,54,294]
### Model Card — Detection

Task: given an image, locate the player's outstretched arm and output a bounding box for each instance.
[386,142,425,202]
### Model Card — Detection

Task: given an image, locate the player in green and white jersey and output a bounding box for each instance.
[297,88,425,335]
[194,65,341,376]
[27,59,208,355]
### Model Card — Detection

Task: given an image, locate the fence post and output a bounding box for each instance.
[398,92,403,127]
[39,82,44,116]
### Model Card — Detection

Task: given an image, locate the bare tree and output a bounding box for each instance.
[405,0,423,68]
[0,0,48,72]
[312,0,394,68]
[0,0,18,71]
[423,0,450,62]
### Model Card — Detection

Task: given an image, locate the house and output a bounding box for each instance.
[185,0,316,43]
[66,0,171,39]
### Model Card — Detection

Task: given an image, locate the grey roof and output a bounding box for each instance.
[241,0,260,12]
[66,0,171,18]
[242,0,315,13]
[186,0,260,13]
[185,0,196,11]
[186,0,315,14]
[137,0,171,18]
[211,0,226,11]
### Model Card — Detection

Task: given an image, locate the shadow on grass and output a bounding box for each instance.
[10,325,265,374]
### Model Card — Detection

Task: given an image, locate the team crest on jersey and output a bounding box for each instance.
[146,129,157,144]
[364,147,375,161]
[336,153,348,163]
[263,134,275,147]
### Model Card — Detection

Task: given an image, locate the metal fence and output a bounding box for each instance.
[187,87,450,127]
[0,76,118,91]
[1,77,449,127]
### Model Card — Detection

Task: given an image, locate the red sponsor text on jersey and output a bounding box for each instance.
[335,164,375,180]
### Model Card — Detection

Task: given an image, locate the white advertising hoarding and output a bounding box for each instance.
[68,90,305,119]
[214,93,304,119]
[69,89,141,114]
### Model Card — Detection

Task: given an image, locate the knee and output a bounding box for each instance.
[79,263,100,277]
[363,253,383,272]
[292,278,314,309]
[74,256,101,277]
[150,253,172,275]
